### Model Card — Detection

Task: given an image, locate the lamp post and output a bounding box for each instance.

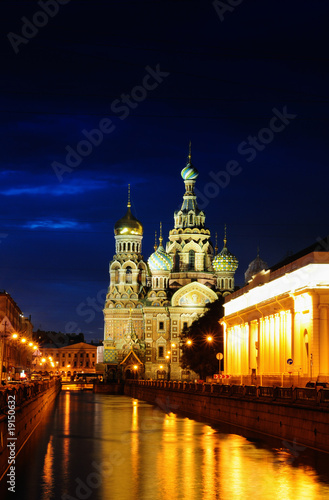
[166,343,176,380]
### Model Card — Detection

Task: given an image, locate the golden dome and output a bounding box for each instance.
[114,206,143,236]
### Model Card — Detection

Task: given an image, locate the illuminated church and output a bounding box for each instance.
[102,148,239,380]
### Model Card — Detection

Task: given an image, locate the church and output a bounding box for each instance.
[102,148,239,380]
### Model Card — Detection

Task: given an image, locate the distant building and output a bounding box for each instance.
[38,342,97,377]
[102,147,239,380]
[221,241,329,387]
[0,291,33,381]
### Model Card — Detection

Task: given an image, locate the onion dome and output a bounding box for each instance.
[148,224,173,272]
[181,141,199,181]
[245,249,267,283]
[212,227,238,273]
[114,185,143,236]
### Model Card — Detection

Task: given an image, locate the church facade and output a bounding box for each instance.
[102,150,238,380]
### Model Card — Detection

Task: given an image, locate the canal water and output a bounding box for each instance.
[1,391,329,500]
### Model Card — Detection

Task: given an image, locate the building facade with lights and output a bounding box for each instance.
[221,245,329,387]
[38,342,97,377]
[102,149,239,380]
[0,291,33,381]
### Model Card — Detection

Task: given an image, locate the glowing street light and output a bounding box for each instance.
[207,336,213,342]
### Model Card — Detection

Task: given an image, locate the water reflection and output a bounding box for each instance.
[1,392,329,500]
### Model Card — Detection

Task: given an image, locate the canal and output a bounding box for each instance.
[1,391,329,499]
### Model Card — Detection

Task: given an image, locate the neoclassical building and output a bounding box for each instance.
[221,242,329,387]
[102,149,239,380]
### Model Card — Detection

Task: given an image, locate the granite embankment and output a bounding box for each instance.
[125,379,329,453]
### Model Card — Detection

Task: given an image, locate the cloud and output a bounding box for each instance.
[0,179,106,197]
[22,219,91,230]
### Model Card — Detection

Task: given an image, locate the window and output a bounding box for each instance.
[126,266,132,283]
[80,353,83,357]
[188,250,195,270]
[183,322,188,330]
[92,353,95,357]
[158,346,164,358]
[62,354,65,358]
[74,353,77,358]
[62,362,64,367]
[159,321,164,331]
[86,353,89,357]
[74,361,77,367]
[86,361,89,367]
[68,353,71,358]
[56,353,59,357]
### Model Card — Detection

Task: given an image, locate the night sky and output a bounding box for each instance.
[1,1,329,341]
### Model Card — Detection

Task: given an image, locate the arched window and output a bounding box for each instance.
[188,250,195,270]
[127,242,130,251]
[132,243,135,252]
[126,266,132,283]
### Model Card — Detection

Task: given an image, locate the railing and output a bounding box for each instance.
[125,379,329,408]
[0,377,61,414]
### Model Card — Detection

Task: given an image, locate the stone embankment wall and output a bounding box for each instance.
[0,378,61,480]
[125,380,329,453]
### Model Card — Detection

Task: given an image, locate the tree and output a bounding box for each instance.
[180,298,224,379]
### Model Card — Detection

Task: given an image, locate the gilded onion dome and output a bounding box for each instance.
[148,225,173,272]
[212,228,238,273]
[114,185,143,236]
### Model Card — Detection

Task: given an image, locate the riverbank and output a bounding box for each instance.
[0,377,61,481]
[125,379,329,453]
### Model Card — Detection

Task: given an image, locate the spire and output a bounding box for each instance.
[215,232,218,255]
[159,221,163,247]
[127,184,131,208]
[154,231,158,251]
[188,140,192,164]
[223,224,227,248]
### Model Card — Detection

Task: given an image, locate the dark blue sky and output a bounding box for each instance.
[1,0,329,341]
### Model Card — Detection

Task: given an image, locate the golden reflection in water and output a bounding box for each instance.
[157,413,178,498]
[60,390,71,489]
[216,434,329,500]
[41,436,54,500]
[182,418,197,500]
[131,399,139,491]
[201,426,218,500]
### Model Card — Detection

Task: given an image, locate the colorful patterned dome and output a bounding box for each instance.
[181,163,199,181]
[181,142,199,180]
[148,245,173,272]
[213,247,239,273]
